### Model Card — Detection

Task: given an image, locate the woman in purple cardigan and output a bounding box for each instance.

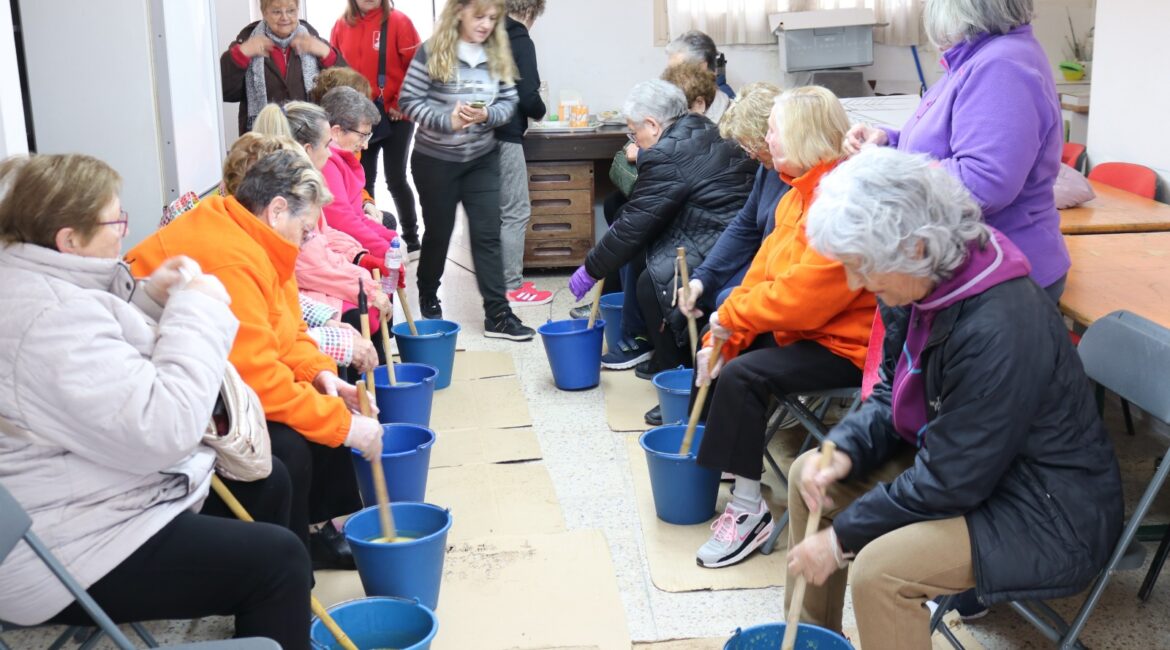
[845,0,1069,301]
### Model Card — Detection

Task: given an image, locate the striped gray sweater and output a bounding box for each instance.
[400,43,518,163]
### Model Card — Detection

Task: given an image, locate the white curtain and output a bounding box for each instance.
[666,0,924,47]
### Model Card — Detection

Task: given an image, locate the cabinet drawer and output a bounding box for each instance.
[530,189,591,216]
[527,162,593,191]
[523,237,592,269]
[526,211,592,241]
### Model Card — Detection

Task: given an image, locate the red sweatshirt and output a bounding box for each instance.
[330,8,420,111]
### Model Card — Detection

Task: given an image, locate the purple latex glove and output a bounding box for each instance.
[569,265,597,301]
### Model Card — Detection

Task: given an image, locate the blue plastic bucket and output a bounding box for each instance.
[373,363,438,427]
[344,503,452,610]
[310,596,438,650]
[652,368,693,425]
[598,292,624,351]
[724,623,854,649]
[537,318,606,391]
[392,320,460,390]
[351,423,435,504]
[639,424,721,525]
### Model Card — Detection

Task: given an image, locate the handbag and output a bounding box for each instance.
[202,362,272,482]
[609,148,639,197]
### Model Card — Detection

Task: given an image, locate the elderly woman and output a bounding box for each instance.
[693,86,876,568]
[844,0,1068,302]
[785,147,1123,648]
[128,141,384,571]
[0,154,311,647]
[571,79,755,378]
[665,30,732,122]
[661,61,717,116]
[221,0,345,133]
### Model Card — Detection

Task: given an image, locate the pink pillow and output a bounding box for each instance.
[1054,163,1096,209]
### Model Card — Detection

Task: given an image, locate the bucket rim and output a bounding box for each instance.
[391,320,461,339]
[374,362,440,388]
[651,367,694,394]
[350,424,436,459]
[724,622,853,645]
[311,595,438,649]
[537,317,606,336]
[344,502,453,548]
[638,424,703,460]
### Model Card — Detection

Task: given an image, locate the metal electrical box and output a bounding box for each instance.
[770,9,876,73]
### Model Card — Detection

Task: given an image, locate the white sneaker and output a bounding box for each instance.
[696,501,773,568]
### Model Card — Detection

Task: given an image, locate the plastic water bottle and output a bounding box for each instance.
[382,237,402,295]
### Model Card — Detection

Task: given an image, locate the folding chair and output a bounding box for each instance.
[1008,310,1170,648]
[0,482,278,650]
[1088,161,1158,199]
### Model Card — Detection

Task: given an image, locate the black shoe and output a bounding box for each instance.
[569,304,591,320]
[635,359,657,380]
[419,294,442,320]
[645,404,663,426]
[309,521,355,571]
[485,311,535,341]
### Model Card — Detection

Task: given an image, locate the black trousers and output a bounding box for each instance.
[411,148,509,318]
[268,420,363,550]
[362,119,419,247]
[635,267,698,372]
[696,337,861,479]
[50,460,311,649]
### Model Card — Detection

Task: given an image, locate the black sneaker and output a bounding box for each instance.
[601,336,653,370]
[485,311,535,341]
[405,240,421,262]
[635,359,657,380]
[309,521,356,571]
[645,404,663,426]
[569,304,591,319]
[419,294,442,320]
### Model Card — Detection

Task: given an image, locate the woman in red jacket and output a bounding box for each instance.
[331,0,423,256]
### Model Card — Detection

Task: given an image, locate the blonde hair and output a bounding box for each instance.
[719,82,781,152]
[661,61,717,112]
[252,104,295,139]
[311,67,373,103]
[0,154,121,250]
[254,102,330,149]
[222,132,318,197]
[343,0,391,25]
[772,86,850,172]
[427,0,516,84]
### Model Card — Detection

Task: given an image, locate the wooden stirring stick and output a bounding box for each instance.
[586,278,606,329]
[372,269,396,386]
[357,280,400,543]
[781,440,839,650]
[677,338,724,455]
[396,287,419,336]
[676,247,699,366]
[210,476,359,650]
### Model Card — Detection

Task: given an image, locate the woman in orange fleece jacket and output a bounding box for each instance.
[127,138,383,570]
[688,86,877,569]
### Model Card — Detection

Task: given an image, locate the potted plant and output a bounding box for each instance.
[1061,9,1093,81]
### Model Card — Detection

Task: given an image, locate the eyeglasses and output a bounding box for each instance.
[346,127,373,143]
[97,209,129,237]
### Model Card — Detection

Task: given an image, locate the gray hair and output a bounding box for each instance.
[320,86,381,131]
[235,150,331,219]
[666,30,718,71]
[923,0,1033,49]
[283,101,330,147]
[806,147,989,284]
[622,80,688,127]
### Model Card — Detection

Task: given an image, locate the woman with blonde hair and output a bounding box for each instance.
[399,0,535,341]
[692,86,876,569]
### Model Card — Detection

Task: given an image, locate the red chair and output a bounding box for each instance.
[1089,161,1158,199]
[1062,142,1087,172]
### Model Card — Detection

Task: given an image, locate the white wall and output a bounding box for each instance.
[0,0,28,158]
[1086,0,1169,200]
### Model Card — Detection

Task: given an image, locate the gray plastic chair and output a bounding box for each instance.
[1008,310,1170,649]
[0,482,279,650]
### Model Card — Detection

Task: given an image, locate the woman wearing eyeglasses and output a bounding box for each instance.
[221,0,346,133]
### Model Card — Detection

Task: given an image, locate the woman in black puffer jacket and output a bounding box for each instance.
[568,79,756,377]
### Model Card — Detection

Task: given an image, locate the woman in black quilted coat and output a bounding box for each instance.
[568,79,756,379]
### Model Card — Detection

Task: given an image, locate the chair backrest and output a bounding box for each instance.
[0,482,33,563]
[1062,142,1087,172]
[1088,162,1158,199]
[1078,310,1170,424]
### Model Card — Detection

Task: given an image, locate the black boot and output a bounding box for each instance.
[309,520,355,571]
[644,404,663,426]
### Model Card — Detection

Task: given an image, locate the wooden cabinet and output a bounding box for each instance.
[523,161,594,269]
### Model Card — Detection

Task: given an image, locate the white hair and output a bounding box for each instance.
[806,148,989,283]
[622,79,688,126]
[923,0,1033,50]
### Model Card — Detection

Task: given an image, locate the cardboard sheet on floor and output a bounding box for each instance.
[843,610,985,650]
[430,375,532,431]
[602,370,658,432]
[427,461,565,541]
[626,436,790,592]
[432,530,630,650]
[429,426,543,468]
[633,639,723,649]
[449,350,516,381]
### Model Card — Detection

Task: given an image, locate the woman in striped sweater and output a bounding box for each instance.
[399,0,534,341]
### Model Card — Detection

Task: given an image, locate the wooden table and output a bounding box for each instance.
[1060,179,1170,235]
[521,124,629,162]
[1060,232,1170,329]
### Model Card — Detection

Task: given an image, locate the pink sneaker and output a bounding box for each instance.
[507,282,553,307]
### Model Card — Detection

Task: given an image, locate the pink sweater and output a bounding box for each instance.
[321,145,397,260]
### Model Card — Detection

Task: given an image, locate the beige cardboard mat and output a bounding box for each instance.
[626,435,790,593]
[843,610,986,650]
[634,639,723,649]
[433,530,631,650]
[430,426,543,468]
[449,350,516,381]
[431,375,532,431]
[602,370,658,433]
[427,461,564,542]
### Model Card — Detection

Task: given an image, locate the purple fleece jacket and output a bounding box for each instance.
[891,228,1031,446]
[885,25,1069,288]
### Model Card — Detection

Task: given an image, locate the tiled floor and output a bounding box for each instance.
[5,214,1170,649]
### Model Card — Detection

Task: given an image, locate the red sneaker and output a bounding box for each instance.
[507,281,553,307]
